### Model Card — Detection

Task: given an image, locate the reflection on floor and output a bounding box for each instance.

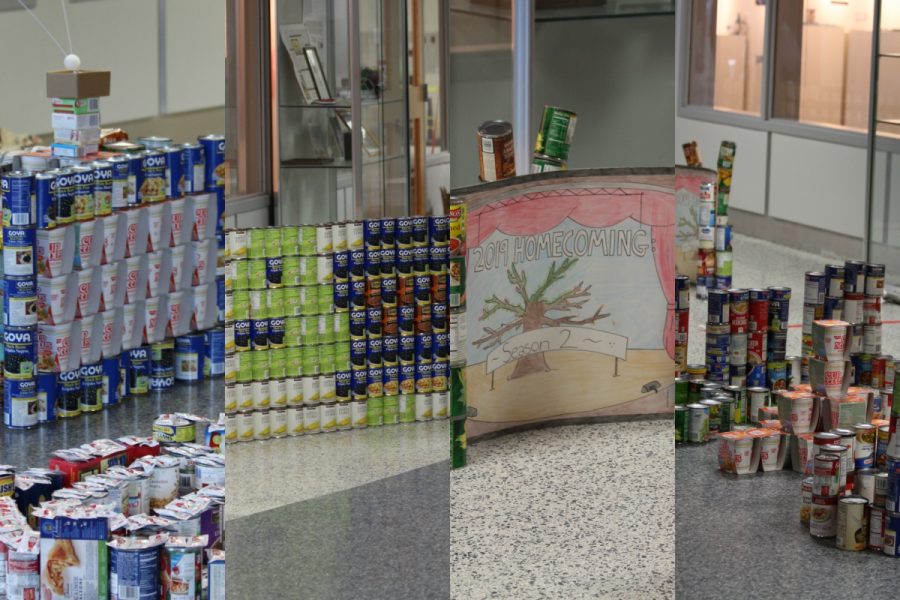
[677,234,900,598]
[1,379,221,468]
[451,419,674,600]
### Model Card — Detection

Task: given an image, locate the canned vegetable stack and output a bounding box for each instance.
[696,181,715,299]
[704,289,730,384]
[530,106,576,174]
[1,133,226,430]
[674,275,690,373]
[223,216,450,444]
[449,198,467,468]
[695,142,737,300]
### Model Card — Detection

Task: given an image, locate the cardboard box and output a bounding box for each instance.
[46,70,110,99]
[53,127,101,144]
[208,549,225,600]
[52,143,99,158]
[51,97,101,114]
[39,516,109,600]
[51,112,101,130]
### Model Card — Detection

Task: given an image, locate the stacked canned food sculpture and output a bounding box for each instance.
[530,106,577,174]
[223,216,450,443]
[449,199,467,468]
[695,141,736,300]
[0,134,225,430]
[674,275,690,374]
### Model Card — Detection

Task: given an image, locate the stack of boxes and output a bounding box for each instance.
[695,141,736,299]
[50,97,101,160]
[449,200,467,468]
[222,216,450,443]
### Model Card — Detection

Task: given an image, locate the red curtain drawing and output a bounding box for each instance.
[468,187,676,359]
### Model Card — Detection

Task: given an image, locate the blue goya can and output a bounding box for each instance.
[396,217,414,248]
[767,287,791,333]
[163,146,183,199]
[364,248,381,278]
[886,460,900,513]
[707,289,729,325]
[102,355,121,405]
[109,541,161,600]
[333,281,350,312]
[268,317,285,349]
[746,363,766,388]
[37,371,58,422]
[204,328,225,377]
[381,218,396,248]
[2,171,35,228]
[4,377,37,429]
[91,161,113,218]
[415,333,434,363]
[79,362,104,412]
[57,368,82,417]
[413,246,429,274]
[182,142,206,194]
[398,305,415,335]
[430,245,449,274]
[3,226,36,277]
[398,334,415,364]
[333,251,350,282]
[397,247,414,275]
[824,296,843,320]
[233,320,251,352]
[127,153,144,206]
[34,171,58,229]
[415,361,433,394]
[366,366,384,397]
[266,257,283,287]
[705,332,730,355]
[363,219,381,250]
[675,275,690,311]
[106,156,129,211]
[117,354,132,400]
[804,271,826,306]
[399,362,415,396]
[414,274,432,303]
[382,276,397,307]
[432,302,448,333]
[175,333,206,381]
[54,169,75,224]
[766,361,787,390]
[3,326,35,380]
[382,335,398,365]
[350,279,366,309]
[350,338,367,369]
[3,276,37,327]
[844,260,865,294]
[250,318,269,350]
[351,368,367,398]
[335,369,352,400]
[434,331,450,361]
[366,307,383,337]
[199,134,225,191]
[349,249,366,280]
[127,346,151,395]
[824,264,845,297]
[716,276,731,290]
[380,248,397,277]
[411,216,428,246]
[349,309,366,339]
[383,363,399,394]
[429,216,450,246]
[366,336,383,367]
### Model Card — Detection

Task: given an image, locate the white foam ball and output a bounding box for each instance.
[64,54,81,71]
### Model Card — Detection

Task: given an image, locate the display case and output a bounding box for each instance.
[272,0,410,225]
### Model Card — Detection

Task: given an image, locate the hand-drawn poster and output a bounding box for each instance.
[675,165,717,282]
[457,168,675,438]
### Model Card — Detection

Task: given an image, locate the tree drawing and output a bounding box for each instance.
[473,257,610,379]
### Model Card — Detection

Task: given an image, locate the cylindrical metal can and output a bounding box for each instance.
[809,493,838,538]
[477,120,515,182]
[835,495,869,551]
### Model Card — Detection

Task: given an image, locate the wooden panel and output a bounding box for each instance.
[799,24,845,126]
[714,34,747,112]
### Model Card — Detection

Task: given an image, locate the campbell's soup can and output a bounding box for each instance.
[809,494,838,538]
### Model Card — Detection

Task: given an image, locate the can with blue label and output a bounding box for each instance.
[824,295,843,320]
[432,302,448,333]
[434,331,450,361]
[199,134,226,191]
[349,309,366,339]
[140,151,166,204]
[2,171,35,228]
[746,363,766,388]
[350,338,367,369]
[383,364,400,397]
[413,246,429,274]
[266,257,283,288]
[182,142,206,194]
[399,362,416,396]
[205,328,225,377]
[126,347,150,395]
[4,326,35,380]
[91,161,113,217]
[150,339,175,391]
[54,169,75,223]
[175,333,206,382]
[350,279,367,309]
[3,226,36,277]
[101,356,120,405]
[71,167,95,220]
[430,245,449,274]
[367,366,384,397]
[3,377,37,428]
[380,248,397,277]
[845,260,865,294]
[396,217,413,248]
[37,371,57,421]
[231,320,249,353]
[109,538,163,600]
[415,361,433,394]
[3,276,37,327]
[349,248,366,280]
[398,305,415,335]
[382,276,397,307]
[432,359,449,392]
[363,219,381,250]
[412,217,428,246]
[333,251,349,282]
[397,247,414,275]
[127,154,144,206]
[707,289,729,325]
[399,334,415,364]
[366,307,383,338]
[416,333,434,363]
[251,318,269,350]
[767,287,791,332]
[163,146,183,199]
[106,156,129,211]
[382,335,398,365]
[79,362,104,412]
[380,218,396,247]
[364,248,381,278]
[333,281,350,312]
[335,370,352,400]
[366,337,383,367]
[429,216,450,246]
[269,317,286,348]
[57,368,82,417]
[34,171,58,229]
[351,367,367,398]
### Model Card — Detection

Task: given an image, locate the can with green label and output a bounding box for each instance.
[251,350,270,381]
[249,290,267,319]
[299,225,317,256]
[367,396,384,427]
[675,375,689,406]
[723,385,747,425]
[248,259,267,289]
[451,419,467,469]
[299,286,318,316]
[716,395,733,433]
[285,346,302,377]
[284,316,302,347]
[231,290,250,321]
[318,314,335,345]
[334,344,351,372]
[267,287,285,318]
[281,226,299,256]
[449,257,465,310]
[300,315,319,346]
[334,312,350,342]
[319,343,336,374]
[383,396,399,425]
[301,344,320,376]
[675,405,688,443]
[230,260,249,291]
[534,106,577,161]
[269,347,286,379]
[317,284,333,314]
[282,256,301,286]
[248,228,267,259]
[265,226,282,258]
[299,256,317,286]
[450,366,466,417]
[399,394,415,423]
[283,286,301,316]
[236,353,253,383]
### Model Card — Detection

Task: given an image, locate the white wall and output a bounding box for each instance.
[0,0,224,137]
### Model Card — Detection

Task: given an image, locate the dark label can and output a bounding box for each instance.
[398,305,415,335]
[37,371,58,421]
[140,151,166,204]
[4,326,36,380]
[844,260,865,294]
[363,219,381,250]
[2,171,35,227]
[380,248,396,277]
[92,160,113,216]
[57,368,82,417]
[199,133,226,191]
[413,246,429,274]
[182,142,206,194]
[429,216,449,247]
[79,361,104,411]
[804,272,826,305]
[102,355,121,405]
[56,169,77,222]
[35,171,57,229]
[397,247,414,275]
[127,346,151,395]
[415,361,433,394]
[412,216,428,246]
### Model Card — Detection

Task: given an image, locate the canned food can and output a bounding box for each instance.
[534,106,577,161]
[707,289,729,325]
[800,477,814,525]
[686,403,709,443]
[363,219,381,250]
[804,272,826,305]
[809,493,839,538]
[477,120,516,182]
[866,263,885,297]
[368,396,384,426]
[767,287,791,332]
[845,260,865,294]
[869,505,885,551]
[836,495,869,551]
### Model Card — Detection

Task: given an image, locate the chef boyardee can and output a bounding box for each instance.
[57,368,82,418]
[534,106,577,161]
[3,377,37,428]
[34,171,58,229]
[4,326,35,380]
[3,276,37,327]
[79,362,104,412]
[2,171,35,228]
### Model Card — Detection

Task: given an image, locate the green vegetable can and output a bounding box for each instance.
[534,106,577,161]
[399,394,415,423]
[450,367,466,417]
[383,396,399,425]
[451,419,467,469]
[674,405,688,443]
[368,396,384,427]
[675,375,689,406]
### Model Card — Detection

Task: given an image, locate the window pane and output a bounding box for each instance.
[687,0,766,116]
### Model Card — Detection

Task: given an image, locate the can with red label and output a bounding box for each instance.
[809,493,838,538]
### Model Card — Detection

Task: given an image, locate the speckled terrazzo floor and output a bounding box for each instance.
[677,234,900,599]
[451,419,674,600]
